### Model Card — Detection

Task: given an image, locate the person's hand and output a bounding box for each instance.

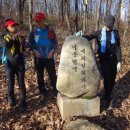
[75,30,83,37]
[33,49,41,58]
[12,31,22,40]
[117,62,121,72]
[47,49,54,59]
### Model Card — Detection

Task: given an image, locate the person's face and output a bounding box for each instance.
[35,19,45,28]
[7,24,18,33]
[105,26,112,31]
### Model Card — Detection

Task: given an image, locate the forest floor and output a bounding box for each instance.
[0,25,130,130]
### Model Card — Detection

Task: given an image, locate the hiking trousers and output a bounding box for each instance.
[99,55,117,101]
[5,61,26,105]
[35,58,57,95]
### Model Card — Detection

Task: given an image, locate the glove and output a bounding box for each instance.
[117,62,121,72]
[75,30,83,37]
[25,63,29,71]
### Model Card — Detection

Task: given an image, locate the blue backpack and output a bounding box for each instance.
[1,47,6,63]
[33,26,57,59]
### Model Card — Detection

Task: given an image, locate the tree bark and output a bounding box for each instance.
[45,0,47,15]
[115,0,122,29]
[106,0,112,15]
[74,0,78,32]
[123,0,130,40]
[95,0,102,30]
[18,0,26,25]
[28,0,33,32]
[127,0,130,31]
[61,0,64,22]
[65,0,72,35]
[0,0,2,16]
[83,0,87,33]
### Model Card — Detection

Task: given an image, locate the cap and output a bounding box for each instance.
[34,12,46,21]
[104,15,115,28]
[4,20,19,28]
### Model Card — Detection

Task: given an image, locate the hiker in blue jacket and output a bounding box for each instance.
[29,12,58,104]
[0,19,26,112]
[76,15,122,109]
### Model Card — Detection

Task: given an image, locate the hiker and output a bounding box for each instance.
[0,19,27,112]
[1,19,28,70]
[29,12,58,104]
[76,15,122,108]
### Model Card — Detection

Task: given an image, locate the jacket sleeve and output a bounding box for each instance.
[0,30,7,47]
[0,34,5,47]
[52,30,58,50]
[115,30,122,62]
[29,30,36,50]
[0,34,14,49]
[83,31,100,41]
[21,36,26,52]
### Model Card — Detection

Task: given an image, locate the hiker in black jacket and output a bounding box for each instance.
[0,19,26,112]
[76,15,122,108]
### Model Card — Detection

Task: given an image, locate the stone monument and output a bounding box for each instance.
[57,36,100,120]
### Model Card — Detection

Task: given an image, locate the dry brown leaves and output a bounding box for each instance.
[0,27,130,130]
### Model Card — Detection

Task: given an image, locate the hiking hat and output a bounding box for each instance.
[104,15,115,28]
[4,19,19,28]
[34,12,46,21]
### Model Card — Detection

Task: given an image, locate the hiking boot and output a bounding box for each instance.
[108,99,114,110]
[8,98,16,107]
[18,103,26,112]
[19,105,26,112]
[51,90,58,97]
[40,94,45,105]
[98,93,105,99]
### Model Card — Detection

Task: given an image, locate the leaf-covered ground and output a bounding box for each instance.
[0,27,130,130]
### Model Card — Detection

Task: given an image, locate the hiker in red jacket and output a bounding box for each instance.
[29,12,58,104]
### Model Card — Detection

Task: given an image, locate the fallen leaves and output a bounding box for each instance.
[0,27,129,130]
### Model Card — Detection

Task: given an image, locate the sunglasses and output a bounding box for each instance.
[36,19,45,23]
[36,20,42,23]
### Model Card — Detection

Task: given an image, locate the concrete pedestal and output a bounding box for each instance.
[57,93,100,120]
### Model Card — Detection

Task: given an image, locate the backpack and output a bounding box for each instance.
[33,26,55,49]
[31,26,57,71]
[34,25,58,58]
[1,47,6,63]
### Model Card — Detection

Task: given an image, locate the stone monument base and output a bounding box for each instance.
[57,93,100,120]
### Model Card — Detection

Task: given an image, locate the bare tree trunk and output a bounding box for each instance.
[95,0,102,30]
[90,0,93,19]
[123,0,130,40]
[115,0,122,29]
[45,0,47,15]
[83,0,87,33]
[74,0,78,32]
[18,0,26,25]
[127,0,130,31]
[28,0,33,32]
[0,0,2,16]
[61,0,64,22]
[0,0,4,32]
[106,0,112,15]
[65,0,72,35]
[92,0,102,54]
[58,0,61,21]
